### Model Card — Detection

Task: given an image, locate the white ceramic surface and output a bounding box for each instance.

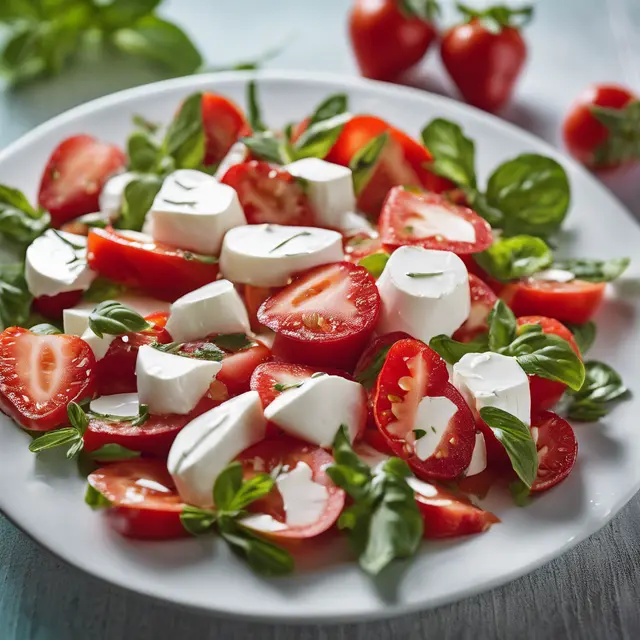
[0,70,638,624]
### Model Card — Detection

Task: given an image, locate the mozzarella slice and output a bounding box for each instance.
[150,169,246,255]
[99,171,138,220]
[136,345,222,415]
[220,224,344,287]
[286,158,356,229]
[411,395,459,461]
[165,279,250,342]
[25,230,96,298]
[376,246,470,342]
[453,352,531,426]
[167,391,266,507]
[90,393,139,416]
[214,142,249,180]
[465,432,487,477]
[81,327,115,360]
[264,374,366,446]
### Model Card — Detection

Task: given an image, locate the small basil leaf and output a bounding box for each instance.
[97,0,162,30]
[331,425,373,480]
[67,401,89,435]
[551,257,630,283]
[119,175,163,231]
[474,235,553,283]
[90,444,141,461]
[428,334,489,365]
[0,184,50,245]
[350,132,389,195]
[486,154,570,237]
[188,343,226,361]
[358,252,390,279]
[163,92,205,169]
[420,118,476,188]
[28,428,81,454]
[487,300,517,351]
[466,190,504,228]
[127,131,161,173]
[566,321,597,355]
[29,323,61,335]
[355,344,394,391]
[240,133,289,165]
[209,333,253,352]
[85,485,112,510]
[246,80,267,132]
[212,462,244,512]
[479,407,538,488]
[88,300,152,338]
[0,263,32,330]
[228,473,275,512]
[180,505,217,536]
[508,479,531,507]
[308,93,348,126]
[293,112,351,160]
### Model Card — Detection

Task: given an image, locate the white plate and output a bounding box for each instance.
[0,70,639,624]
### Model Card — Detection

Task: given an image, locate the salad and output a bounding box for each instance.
[0,83,630,578]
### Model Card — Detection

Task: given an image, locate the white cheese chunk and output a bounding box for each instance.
[220,224,344,287]
[407,202,477,242]
[275,461,328,527]
[81,327,115,360]
[165,279,250,342]
[453,352,531,426]
[376,246,470,342]
[150,169,246,255]
[214,142,249,180]
[412,395,459,461]
[136,345,222,415]
[90,393,139,417]
[25,230,96,298]
[240,514,288,532]
[167,391,266,507]
[264,374,366,446]
[99,171,138,220]
[286,158,356,229]
[465,432,487,477]
[531,268,575,283]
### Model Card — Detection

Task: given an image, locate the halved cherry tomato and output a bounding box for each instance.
[409,476,500,538]
[258,261,381,370]
[516,316,581,411]
[373,339,474,481]
[87,228,219,301]
[243,284,278,332]
[201,92,250,166]
[250,361,320,408]
[95,312,172,396]
[87,460,186,540]
[0,327,96,431]
[31,290,83,320]
[379,186,493,256]
[354,331,412,390]
[38,135,126,227]
[530,411,578,492]
[453,274,498,342]
[236,436,345,540]
[501,278,606,325]
[221,161,316,226]
[563,84,638,170]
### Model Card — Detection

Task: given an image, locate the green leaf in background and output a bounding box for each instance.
[247,80,267,132]
[240,132,290,165]
[358,252,390,279]
[428,334,489,365]
[421,118,477,188]
[551,257,630,283]
[487,299,517,351]
[98,0,163,30]
[127,131,162,173]
[479,406,538,488]
[119,175,163,231]
[293,112,351,160]
[485,154,570,238]
[0,263,32,331]
[308,93,348,127]
[163,92,205,169]
[474,235,553,283]
[566,321,597,355]
[350,132,389,195]
[0,185,50,245]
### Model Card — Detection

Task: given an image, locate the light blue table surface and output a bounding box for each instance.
[2,1,640,638]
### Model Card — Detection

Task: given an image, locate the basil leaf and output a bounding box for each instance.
[503,332,585,391]
[212,462,244,512]
[358,252,390,279]
[0,263,32,330]
[486,154,570,237]
[88,300,152,338]
[163,92,205,169]
[479,407,538,488]
[566,321,597,355]
[273,381,304,392]
[240,133,289,165]
[187,342,225,361]
[118,175,163,231]
[85,485,112,510]
[487,300,517,351]
[474,235,553,283]
[82,278,128,303]
[0,184,50,245]
[228,473,275,511]
[420,118,476,188]
[209,333,253,352]
[293,112,351,159]
[132,114,160,135]
[113,15,203,76]
[29,322,61,335]
[331,425,373,481]
[90,444,141,461]
[428,334,489,365]
[400,0,440,20]
[98,0,162,30]
[350,132,389,195]
[73,212,110,230]
[127,131,162,173]
[508,479,532,507]
[551,257,630,283]
[67,401,89,435]
[180,505,217,536]
[309,93,348,127]
[466,189,504,228]
[355,344,394,391]
[246,80,267,132]
[28,428,81,454]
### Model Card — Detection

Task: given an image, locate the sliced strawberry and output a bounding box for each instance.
[38,135,126,227]
[0,327,96,430]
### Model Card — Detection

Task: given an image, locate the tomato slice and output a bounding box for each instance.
[501,278,606,325]
[243,284,279,332]
[236,436,345,540]
[201,92,250,166]
[530,411,578,492]
[31,290,84,320]
[379,186,493,255]
[354,331,412,391]
[452,274,498,342]
[250,361,321,408]
[221,161,316,225]
[0,328,96,431]
[38,135,126,227]
[87,228,219,301]
[516,316,581,412]
[88,460,186,540]
[258,261,381,370]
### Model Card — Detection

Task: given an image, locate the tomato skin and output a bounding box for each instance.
[516,316,581,412]
[237,437,345,540]
[379,187,493,256]
[88,460,186,540]
[563,84,636,169]
[86,228,219,301]
[201,92,250,166]
[38,135,126,227]
[453,274,498,342]
[221,161,316,226]
[349,0,437,81]
[243,284,278,332]
[31,289,83,320]
[441,20,527,113]
[501,279,606,325]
